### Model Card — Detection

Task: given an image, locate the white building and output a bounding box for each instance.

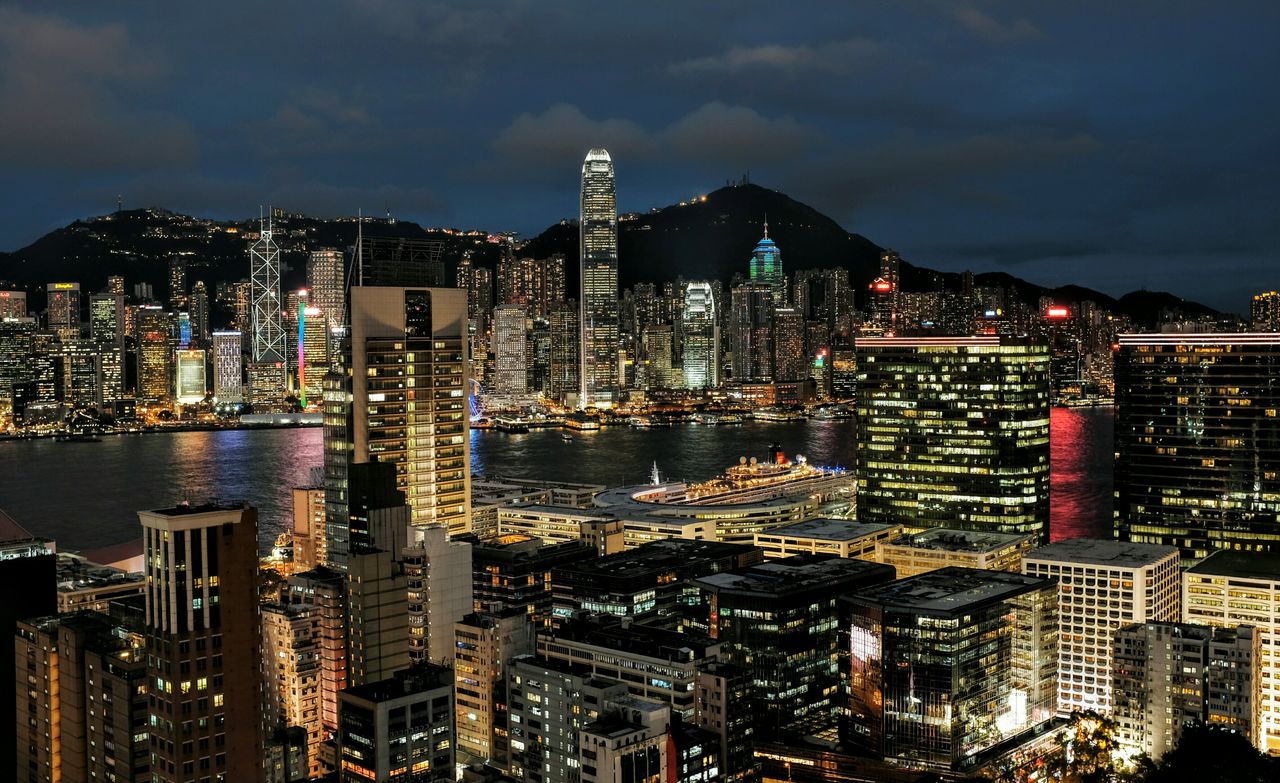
[1022,539,1180,715]
[1183,550,1280,752]
[492,304,529,398]
[682,281,719,389]
[403,524,473,666]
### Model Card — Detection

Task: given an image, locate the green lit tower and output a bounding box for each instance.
[748,217,784,306]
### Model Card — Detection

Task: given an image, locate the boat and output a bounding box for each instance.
[561,432,574,442]
[563,411,601,431]
[752,407,803,422]
[54,432,103,442]
[494,416,530,433]
[471,416,494,430]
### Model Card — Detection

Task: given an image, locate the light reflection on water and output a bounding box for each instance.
[0,409,1111,552]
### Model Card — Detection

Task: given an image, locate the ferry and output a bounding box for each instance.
[752,407,804,422]
[494,416,530,433]
[471,416,494,430]
[563,412,601,431]
[560,432,574,442]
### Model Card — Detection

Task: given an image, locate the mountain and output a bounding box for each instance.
[0,185,1219,327]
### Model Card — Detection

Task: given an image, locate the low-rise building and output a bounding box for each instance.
[753,519,899,559]
[875,527,1035,578]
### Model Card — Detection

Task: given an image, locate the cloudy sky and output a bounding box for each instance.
[1,1,1276,311]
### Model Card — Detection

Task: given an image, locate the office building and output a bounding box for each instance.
[1022,539,1180,716]
[537,614,722,719]
[15,611,148,783]
[748,219,784,306]
[89,292,126,403]
[1113,622,1259,760]
[326,286,470,550]
[688,555,896,737]
[729,282,774,382]
[470,535,597,627]
[250,218,288,405]
[454,609,536,764]
[771,307,805,381]
[876,527,1036,578]
[262,602,324,777]
[493,304,529,398]
[552,539,764,626]
[46,282,81,339]
[356,234,446,287]
[1251,291,1280,331]
[1114,334,1280,560]
[498,253,566,318]
[136,306,174,404]
[211,330,243,404]
[856,336,1051,540]
[1183,550,1280,752]
[640,323,675,388]
[753,519,899,560]
[682,282,719,389]
[843,568,1058,774]
[139,503,263,783]
[308,248,347,334]
[0,288,26,319]
[578,697,685,783]
[338,664,455,783]
[189,280,210,344]
[548,301,579,400]
[402,524,473,665]
[175,348,206,404]
[693,662,756,783]
[168,256,188,310]
[579,148,619,407]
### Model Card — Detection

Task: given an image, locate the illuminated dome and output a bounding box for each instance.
[585,147,612,162]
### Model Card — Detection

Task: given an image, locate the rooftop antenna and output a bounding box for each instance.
[763,213,769,239]
[116,194,122,213]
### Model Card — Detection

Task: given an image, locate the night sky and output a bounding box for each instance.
[1,2,1276,312]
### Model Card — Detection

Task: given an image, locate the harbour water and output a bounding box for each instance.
[0,407,1113,551]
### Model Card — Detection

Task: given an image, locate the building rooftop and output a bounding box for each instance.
[1186,550,1280,581]
[556,539,761,581]
[1024,538,1178,568]
[886,527,1032,553]
[56,553,144,592]
[849,567,1053,614]
[694,555,895,598]
[341,663,453,704]
[759,519,897,542]
[548,614,719,662]
[144,501,248,517]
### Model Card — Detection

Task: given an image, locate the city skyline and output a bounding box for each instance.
[0,4,1277,310]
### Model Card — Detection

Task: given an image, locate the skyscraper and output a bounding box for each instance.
[729,282,774,382]
[307,248,346,334]
[0,289,27,319]
[855,336,1051,540]
[493,304,529,398]
[189,279,209,345]
[89,292,125,404]
[326,287,470,559]
[136,306,175,404]
[1114,333,1280,561]
[140,503,263,783]
[249,216,287,404]
[748,218,784,306]
[1251,291,1280,331]
[771,306,805,381]
[174,348,207,404]
[168,256,188,310]
[46,282,80,340]
[579,148,619,407]
[682,282,719,389]
[211,330,243,404]
[549,300,579,401]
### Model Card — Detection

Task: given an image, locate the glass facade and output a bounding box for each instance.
[855,337,1051,540]
[682,282,718,389]
[1114,334,1280,561]
[580,148,619,407]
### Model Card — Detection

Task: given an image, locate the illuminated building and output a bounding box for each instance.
[0,318,36,411]
[337,664,455,783]
[1113,622,1259,760]
[175,348,207,404]
[308,248,346,335]
[638,323,673,388]
[212,330,243,404]
[345,545,410,686]
[496,504,623,550]
[549,300,579,401]
[748,217,784,306]
[1022,539,1180,716]
[60,338,100,407]
[493,304,529,398]
[140,503,263,783]
[298,301,328,405]
[829,343,855,400]
[0,288,27,319]
[580,149,619,407]
[261,602,324,777]
[189,279,209,344]
[875,527,1036,578]
[553,539,762,626]
[842,568,1058,774]
[753,519,900,560]
[168,256,188,310]
[15,611,147,783]
[498,253,566,318]
[291,481,326,570]
[855,336,1051,540]
[688,555,895,738]
[693,662,756,783]
[1114,333,1280,560]
[469,535,598,626]
[46,281,81,340]
[326,286,470,556]
[1251,290,1280,331]
[1183,550,1280,752]
[356,234,446,287]
[287,567,347,743]
[454,609,535,764]
[682,282,719,389]
[250,217,287,405]
[729,281,774,382]
[401,524,473,665]
[865,251,900,335]
[136,306,174,403]
[771,306,805,381]
[89,292,125,403]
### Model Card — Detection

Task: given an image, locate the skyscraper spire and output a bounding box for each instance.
[763,213,769,239]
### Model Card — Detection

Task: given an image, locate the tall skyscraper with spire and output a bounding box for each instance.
[749,216,785,306]
[249,213,288,405]
[579,148,619,407]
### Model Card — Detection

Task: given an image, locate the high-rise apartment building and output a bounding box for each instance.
[498,253,566,318]
[843,568,1059,774]
[1183,550,1280,752]
[453,609,535,764]
[579,148,619,407]
[211,330,243,404]
[402,524,473,665]
[1112,622,1259,760]
[261,602,324,777]
[1251,290,1280,331]
[291,481,327,571]
[139,503,263,783]
[855,336,1051,540]
[287,566,348,742]
[682,282,719,389]
[345,545,410,687]
[326,286,470,556]
[1114,333,1280,560]
[1022,539,1181,716]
